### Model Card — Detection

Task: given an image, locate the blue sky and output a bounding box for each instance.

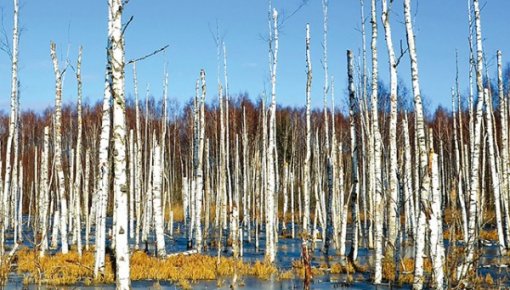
[0,0,509,113]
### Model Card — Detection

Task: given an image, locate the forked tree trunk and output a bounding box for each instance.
[459,0,485,280]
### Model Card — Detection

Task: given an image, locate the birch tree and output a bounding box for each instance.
[50,42,69,254]
[2,0,20,255]
[152,143,166,257]
[303,22,312,239]
[381,0,398,261]
[94,3,113,277]
[403,0,432,288]
[430,150,445,289]
[347,50,359,262]
[265,6,279,264]
[39,127,50,256]
[109,0,130,288]
[370,0,384,283]
[459,0,485,280]
[194,69,206,252]
[74,46,83,257]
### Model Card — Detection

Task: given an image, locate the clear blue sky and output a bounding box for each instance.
[0,0,509,113]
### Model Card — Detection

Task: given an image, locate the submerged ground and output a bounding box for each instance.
[0,218,508,289]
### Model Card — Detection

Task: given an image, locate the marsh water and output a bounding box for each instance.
[3,219,509,289]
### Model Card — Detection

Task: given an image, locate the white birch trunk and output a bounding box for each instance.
[17,164,23,243]
[403,115,416,239]
[50,42,69,254]
[430,152,445,289]
[110,0,130,287]
[382,0,399,259]
[194,70,206,252]
[39,127,50,256]
[94,14,113,277]
[459,0,485,280]
[303,22,312,237]
[129,130,135,240]
[2,0,19,250]
[485,89,506,254]
[497,50,510,249]
[242,108,250,242]
[84,150,91,250]
[403,0,431,288]
[371,0,384,283]
[75,46,83,257]
[133,63,143,249]
[347,50,359,262]
[264,7,279,264]
[152,143,166,257]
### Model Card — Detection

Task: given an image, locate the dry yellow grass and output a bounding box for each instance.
[328,262,357,275]
[480,229,498,241]
[16,248,279,286]
[382,258,396,282]
[279,269,294,280]
[291,259,323,279]
[443,228,464,240]
[17,248,114,285]
[0,255,14,285]
[131,251,278,281]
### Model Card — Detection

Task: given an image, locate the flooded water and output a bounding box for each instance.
[4,219,510,289]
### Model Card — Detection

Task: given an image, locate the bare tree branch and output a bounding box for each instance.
[127,44,169,64]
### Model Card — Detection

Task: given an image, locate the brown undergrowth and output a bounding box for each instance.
[131,251,277,281]
[15,248,279,286]
[0,255,15,285]
[17,248,115,285]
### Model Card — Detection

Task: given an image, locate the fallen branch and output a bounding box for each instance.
[8,242,19,257]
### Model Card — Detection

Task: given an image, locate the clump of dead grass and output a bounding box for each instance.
[17,248,114,285]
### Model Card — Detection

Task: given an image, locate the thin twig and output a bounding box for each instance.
[127,45,169,64]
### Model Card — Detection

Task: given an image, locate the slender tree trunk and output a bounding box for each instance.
[403,0,431,288]
[484,80,506,256]
[39,127,50,256]
[2,0,20,256]
[459,0,485,280]
[497,50,510,249]
[347,50,359,262]
[370,0,384,283]
[50,42,69,254]
[382,0,398,261]
[110,0,130,287]
[194,70,206,252]
[402,114,415,240]
[94,12,113,277]
[75,46,84,257]
[85,150,91,250]
[430,151,445,289]
[303,22,312,239]
[264,7,279,264]
[152,143,166,257]
[133,63,143,250]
